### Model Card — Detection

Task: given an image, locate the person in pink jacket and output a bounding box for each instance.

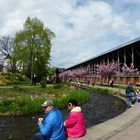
[64,99,86,138]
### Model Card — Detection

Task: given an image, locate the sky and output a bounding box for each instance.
[0,0,140,68]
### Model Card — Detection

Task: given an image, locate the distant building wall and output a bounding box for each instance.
[72,75,140,86]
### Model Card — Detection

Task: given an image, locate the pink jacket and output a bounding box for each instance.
[64,107,86,138]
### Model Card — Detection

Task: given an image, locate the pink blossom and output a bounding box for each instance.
[122,63,138,75]
[96,62,119,77]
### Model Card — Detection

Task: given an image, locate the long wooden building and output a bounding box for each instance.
[66,37,140,86]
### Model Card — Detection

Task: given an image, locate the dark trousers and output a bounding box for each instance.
[34,133,46,140]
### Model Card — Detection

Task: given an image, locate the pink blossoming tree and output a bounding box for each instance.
[122,63,138,75]
[59,67,90,81]
[96,62,119,84]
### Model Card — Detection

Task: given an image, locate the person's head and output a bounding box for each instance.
[42,100,54,113]
[67,99,78,111]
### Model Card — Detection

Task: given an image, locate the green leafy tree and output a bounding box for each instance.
[13,17,55,81]
[47,67,56,77]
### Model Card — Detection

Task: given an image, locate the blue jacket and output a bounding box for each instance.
[39,109,65,140]
[125,86,136,97]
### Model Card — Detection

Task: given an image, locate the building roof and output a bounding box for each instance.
[67,37,140,69]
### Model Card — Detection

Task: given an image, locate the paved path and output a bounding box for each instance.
[108,109,140,140]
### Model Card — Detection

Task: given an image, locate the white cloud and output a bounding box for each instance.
[135,19,140,29]
[0,0,140,68]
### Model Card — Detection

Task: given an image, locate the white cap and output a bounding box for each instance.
[42,100,53,107]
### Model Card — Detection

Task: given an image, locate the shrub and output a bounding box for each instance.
[40,77,46,88]
[0,73,11,85]
[3,72,30,85]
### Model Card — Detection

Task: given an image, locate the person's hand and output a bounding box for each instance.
[38,118,43,124]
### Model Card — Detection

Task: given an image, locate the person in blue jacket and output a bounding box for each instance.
[34,100,65,140]
[125,83,137,108]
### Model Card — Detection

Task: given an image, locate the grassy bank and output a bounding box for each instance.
[0,84,90,115]
[0,72,30,86]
